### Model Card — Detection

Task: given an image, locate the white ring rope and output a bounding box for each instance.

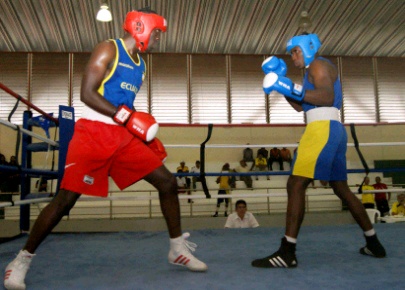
[165,142,405,148]
[0,118,59,147]
[1,188,405,209]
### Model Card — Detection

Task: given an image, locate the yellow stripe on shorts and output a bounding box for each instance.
[292,121,330,179]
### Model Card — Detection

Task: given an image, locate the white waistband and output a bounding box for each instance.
[306,107,340,123]
[80,106,118,125]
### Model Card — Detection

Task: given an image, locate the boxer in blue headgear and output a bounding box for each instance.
[255,32,387,268]
[286,33,321,68]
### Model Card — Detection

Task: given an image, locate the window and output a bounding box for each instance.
[71,53,90,120]
[230,55,266,124]
[377,57,405,122]
[191,55,227,124]
[150,54,188,123]
[341,57,376,123]
[31,53,69,119]
[0,53,29,125]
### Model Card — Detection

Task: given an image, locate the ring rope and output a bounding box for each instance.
[164,142,405,148]
[0,118,59,147]
[176,167,405,178]
[0,165,58,177]
[0,82,59,124]
[2,188,405,209]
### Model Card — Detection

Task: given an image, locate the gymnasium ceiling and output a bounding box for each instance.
[0,0,404,57]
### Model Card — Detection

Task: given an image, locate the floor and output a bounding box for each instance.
[1,223,404,290]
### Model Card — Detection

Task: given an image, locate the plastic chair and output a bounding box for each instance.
[366,208,381,224]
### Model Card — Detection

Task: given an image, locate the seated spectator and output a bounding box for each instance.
[269,147,283,171]
[391,193,405,216]
[0,154,9,191]
[0,153,8,165]
[176,169,187,195]
[224,200,259,228]
[35,178,49,193]
[280,147,292,169]
[254,154,269,180]
[6,156,20,192]
[361,177,375,209]
[229,169,236,189]
[0,154,20,193]
[373,176,390,216]
[177,161,191,199]
[257,147,269,160]
[190,160,201,190]
[212,163,232,217]
[243,144,254,163]
[234,159,253,188]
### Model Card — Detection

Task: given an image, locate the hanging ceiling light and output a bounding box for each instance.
[298,10,312,32]
[96,4,112,22]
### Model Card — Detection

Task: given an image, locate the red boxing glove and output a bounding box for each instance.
[145,137,167,162]
[113,105,159,142]
[113,105,133,124]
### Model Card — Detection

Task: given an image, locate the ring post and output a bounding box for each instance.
[56,106,75,193]
[20,110,33,232]
[350,123,370,194]
[200,124,213,198]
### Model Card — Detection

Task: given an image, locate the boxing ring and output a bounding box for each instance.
[1,80,405,223]
[1,82,405,289]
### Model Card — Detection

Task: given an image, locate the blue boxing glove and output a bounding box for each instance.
[263,72,305,102]
[261,56,287,76]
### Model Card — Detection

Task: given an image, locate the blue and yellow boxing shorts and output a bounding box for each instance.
[292,107,347,181]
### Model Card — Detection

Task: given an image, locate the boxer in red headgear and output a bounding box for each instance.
[123,8,167,52]
[4,7,206,290]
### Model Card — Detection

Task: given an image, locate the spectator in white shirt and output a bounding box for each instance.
[176,169,187,194]
[190,160,201,190]
[224,200,259,228]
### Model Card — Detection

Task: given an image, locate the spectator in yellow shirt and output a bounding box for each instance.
[254,154,269,180]
[361,177,375,209]
[212,163,232,217]
[391,193,405,216]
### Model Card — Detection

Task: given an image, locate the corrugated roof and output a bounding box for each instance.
[0,0,404,56]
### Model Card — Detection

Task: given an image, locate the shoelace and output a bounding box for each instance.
[14,252,34,270]
[182,232,197,253]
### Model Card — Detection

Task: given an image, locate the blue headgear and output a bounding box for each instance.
[286,34,322,67]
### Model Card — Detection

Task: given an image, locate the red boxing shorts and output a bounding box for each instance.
[60,119,163,197]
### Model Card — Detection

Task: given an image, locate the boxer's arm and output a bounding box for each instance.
[285,98,303,112]
[80,40,117,117]
[113,105,159,142]
[303,59,336,106]
[263,73,305,102]
[262,56,287,76]
[125,111,159,142]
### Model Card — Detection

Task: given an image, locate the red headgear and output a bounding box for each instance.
[123,10,167,52]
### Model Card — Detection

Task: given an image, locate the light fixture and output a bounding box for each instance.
[298,10,312,32]
[96,4,112,22]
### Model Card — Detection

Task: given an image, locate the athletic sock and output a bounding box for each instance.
[364,229,375,237]
[285,235,297,244]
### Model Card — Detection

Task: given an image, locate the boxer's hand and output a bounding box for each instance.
[113,105,133,125]
[263,72,305,102]
[262,56,287,77]
[145,137,167,162]
[126,112,159,142]
[113,105,159,142]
